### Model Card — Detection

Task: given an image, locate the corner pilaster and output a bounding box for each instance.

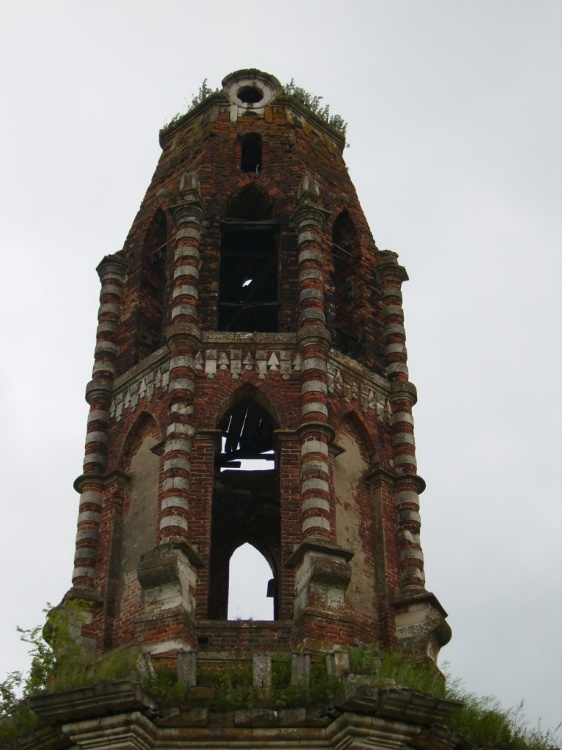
[375,252,425,592]
[293,174,333,541]
[72,252,127,590]
[159,172,205,548]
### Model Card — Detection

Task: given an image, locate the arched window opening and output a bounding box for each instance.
[219,185,279,332]
[228,543,274,620]
[237,85,264,104]
[112,413,161,640]
[332,211,362,359]
[241,133,262,173]
[138,209,167,362]
[208,391,280,620]
[218,398,276,471]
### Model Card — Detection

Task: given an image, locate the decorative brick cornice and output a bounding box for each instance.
[390,379,418,404]
[85,378,113,403]
[296,421,335,443]
[394,473,427,494]
[95,252,127,282]
[374,250,409,284]
[73,473,106,493]
[165,322,202,349]
[296,324,332,350]
[285,538,354,569]
[171,202,207,227]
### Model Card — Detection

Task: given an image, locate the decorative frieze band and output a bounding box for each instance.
[110,352,392,422]
[327,362,391,420]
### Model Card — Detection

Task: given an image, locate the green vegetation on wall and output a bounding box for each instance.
[162,78,348,139]
[0,612,559,750]
[282,79,347,136]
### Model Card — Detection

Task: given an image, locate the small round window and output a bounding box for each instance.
[237,85,264,104]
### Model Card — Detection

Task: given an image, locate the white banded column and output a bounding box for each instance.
[293,174,333,539]
[375,250,425,590]
[159,172,205,545]
[72,253,127,589]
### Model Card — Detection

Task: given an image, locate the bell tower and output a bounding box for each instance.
[66,68,450,670]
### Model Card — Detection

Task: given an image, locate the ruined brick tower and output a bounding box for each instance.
[67,68,450,681]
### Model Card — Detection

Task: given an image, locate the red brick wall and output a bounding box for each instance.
[72,80,428,659]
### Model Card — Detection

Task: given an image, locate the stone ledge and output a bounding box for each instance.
[27,680,158,724]
[285,538,354,569]
[25,681,462,750]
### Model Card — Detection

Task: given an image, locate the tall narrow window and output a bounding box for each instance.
[137,209,167,362]
[113,413,161,639]
[219,184,279,332]
[332,211,361,358]
[208,388,280,620]
[241,133,262,173]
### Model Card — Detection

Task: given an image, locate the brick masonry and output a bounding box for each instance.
[65,69,450,666]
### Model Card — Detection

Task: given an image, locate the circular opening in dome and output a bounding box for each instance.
[237,85,264,104]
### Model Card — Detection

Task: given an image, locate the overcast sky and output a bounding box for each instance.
[0,0,560,736]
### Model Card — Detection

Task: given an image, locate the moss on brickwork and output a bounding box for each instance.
[2,641,558,750]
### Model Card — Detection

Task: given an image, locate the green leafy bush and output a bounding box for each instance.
[347,646,560,750]
[163,79,219,130]
[283,79,347,136]
[0,600,90,744]
[349,644,446,697]
[162,77,348,140]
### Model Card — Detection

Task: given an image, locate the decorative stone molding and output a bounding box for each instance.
[138,543,203,615]
[27,680,462,750]
[222,68,282,120]
[109,351,394,424]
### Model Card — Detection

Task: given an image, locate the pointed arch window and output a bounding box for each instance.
[208,389,280,620]
[137,209,167,361]
[332,210,361,358]
[219,184,279,332]
[228,543,274,620]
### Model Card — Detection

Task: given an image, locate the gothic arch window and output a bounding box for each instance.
[208,388,280,620]
[332,210,361,358]
[112,412,161,640]
[228,543,275,620]
[218,184,279,332]
[240,133,262,173]
[137,209,167,361]
[333,413,375,617]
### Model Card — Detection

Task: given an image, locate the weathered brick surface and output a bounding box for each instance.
[66,70,449,666]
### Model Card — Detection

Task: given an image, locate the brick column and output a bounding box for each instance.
[293,174,332,539]
[158,172,205,546]
[288,177,352,639]
[72,253,127,589]
[375,250,425,591]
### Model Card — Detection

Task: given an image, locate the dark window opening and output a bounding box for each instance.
[237,85,264,104]
[217,399,275,470]
[137,210,167,362]
[150,241,167,265]
[241,133,262,173]
[219,185,279,332]
[332,211,357,267]
[332,211,362,359]
[208,392,280,621]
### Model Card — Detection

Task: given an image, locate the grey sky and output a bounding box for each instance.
[0,0,560,735]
